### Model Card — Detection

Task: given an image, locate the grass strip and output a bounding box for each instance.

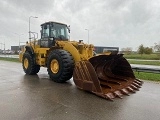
[124,54,160,60]
[0,57,19,62]
[134,71,160,81]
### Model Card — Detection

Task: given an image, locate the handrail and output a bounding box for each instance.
[132,66,160,74]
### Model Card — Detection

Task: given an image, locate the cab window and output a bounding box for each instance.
[42,24,49,38]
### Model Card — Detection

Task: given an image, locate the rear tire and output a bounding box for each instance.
[47,49,74,83]
[22,52,40,75]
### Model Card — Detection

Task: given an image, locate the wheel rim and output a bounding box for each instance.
[24,58,29,69]
[50,59,59,74]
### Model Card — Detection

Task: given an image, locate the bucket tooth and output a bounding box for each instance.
[131,84,139,91]
[114,91,123,99]
[73,54,143,100]
[121,89,130,96]
[132,82,141,88]
[134,81,142,86]
[127,86,136,93]
[136,78,143,83]
[135,79,143,85]
[105,93,115,100]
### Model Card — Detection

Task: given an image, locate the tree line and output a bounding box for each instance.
[138,44,153,55]
[121,42,160,55]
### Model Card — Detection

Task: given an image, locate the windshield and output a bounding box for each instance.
[50,23,69,40]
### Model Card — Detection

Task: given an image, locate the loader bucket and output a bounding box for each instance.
[73,54,143,100]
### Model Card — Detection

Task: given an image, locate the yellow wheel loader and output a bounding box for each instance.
[19,21,143,100]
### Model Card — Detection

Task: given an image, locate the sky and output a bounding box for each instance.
[0,0,160,50]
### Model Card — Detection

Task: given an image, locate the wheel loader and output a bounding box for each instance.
[19,21,143,100]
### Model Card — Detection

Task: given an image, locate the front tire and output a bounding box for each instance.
[22,52,40,75]
[47,49,74,83]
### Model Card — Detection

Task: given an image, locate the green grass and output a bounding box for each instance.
[124,54,160,60]
[134,71,160,81]
[0,57,19,62]
[128,60,160,66]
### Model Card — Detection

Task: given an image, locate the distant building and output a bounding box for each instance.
[94,46,119,54]
[11,46,19,52]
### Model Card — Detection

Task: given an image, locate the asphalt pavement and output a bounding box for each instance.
[0,60,160,120]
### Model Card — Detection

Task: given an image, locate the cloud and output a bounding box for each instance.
[0,0,160,50]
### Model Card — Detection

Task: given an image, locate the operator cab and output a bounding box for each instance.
[40,21,70,47]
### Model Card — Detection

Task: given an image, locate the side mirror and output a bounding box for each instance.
[67,25,70,33]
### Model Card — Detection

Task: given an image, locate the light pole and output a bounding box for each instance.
[0,43,2,50]
[0,42,5,54]
[0,43,4,50]
[14,33,24,48]
[29,16,38,41]
[0,37,5,52]
[85,29,89,44]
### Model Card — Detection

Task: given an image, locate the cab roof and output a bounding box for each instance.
[41,21,67,26]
